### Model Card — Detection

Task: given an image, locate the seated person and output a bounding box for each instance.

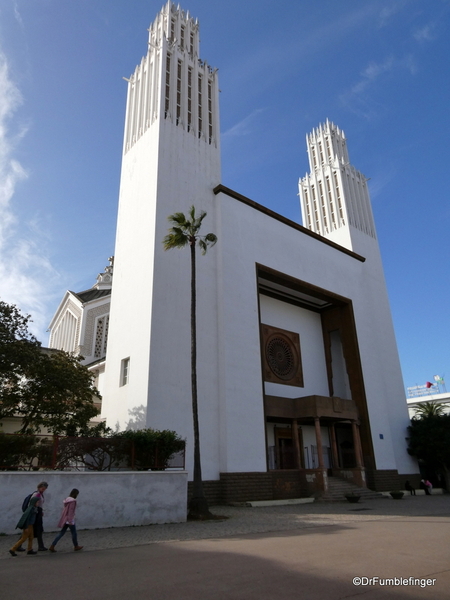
[404,480,416,495]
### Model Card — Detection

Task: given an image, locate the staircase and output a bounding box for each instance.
[321,476,385,502]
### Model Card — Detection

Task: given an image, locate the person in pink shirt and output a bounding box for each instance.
[49,489,83,552]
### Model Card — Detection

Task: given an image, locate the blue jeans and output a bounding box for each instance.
[51,524,78,547]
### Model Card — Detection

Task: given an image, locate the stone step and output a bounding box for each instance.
[320,476,385,501]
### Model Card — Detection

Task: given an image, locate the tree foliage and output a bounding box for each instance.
[0,428,185,471]
[117,428,185,470]
[0,300,101,435]
[407,414,450,486]
[163,206,217,255]
[414,401,447,419]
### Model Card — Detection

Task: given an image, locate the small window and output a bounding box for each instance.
[120,358,130,387]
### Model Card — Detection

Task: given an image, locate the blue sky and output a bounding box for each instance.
[0,0,449,392]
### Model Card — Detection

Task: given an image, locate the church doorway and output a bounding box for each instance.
[335,423,357,468]
[274,427,304,469]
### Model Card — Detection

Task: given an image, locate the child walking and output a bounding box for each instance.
[49,489,83,552]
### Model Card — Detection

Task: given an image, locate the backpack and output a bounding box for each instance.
[22,492,34,512]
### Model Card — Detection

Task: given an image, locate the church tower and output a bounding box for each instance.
[299,120,376,254]
[102,1,221,432]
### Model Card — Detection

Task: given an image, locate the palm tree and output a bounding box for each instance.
[414,401,447,419]
[163,206,217,518]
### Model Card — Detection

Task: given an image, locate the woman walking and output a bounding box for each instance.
[16,481,49,552]
[9,495,40,556]
[33,481,48,550]
[49,489,83,552]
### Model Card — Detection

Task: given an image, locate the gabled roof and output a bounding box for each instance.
[70,288,111,304]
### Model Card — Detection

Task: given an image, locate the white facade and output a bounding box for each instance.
[103,1,220,435]
[94,2,417,490]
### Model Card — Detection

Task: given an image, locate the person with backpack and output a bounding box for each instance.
[49,489,83,552]
[17,481,49,552]
[32,481,49,550]
[9,494,40,556]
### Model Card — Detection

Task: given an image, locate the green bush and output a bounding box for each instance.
[0,432,39,470]
[0,428,185,471]
[117,428,185,470]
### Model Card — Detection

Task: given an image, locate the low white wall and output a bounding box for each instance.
[0,471,188,535]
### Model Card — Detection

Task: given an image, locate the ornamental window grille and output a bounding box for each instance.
[304,188,312,229]
[180,24,185,49]
[319,141,325,165]
[311,185,320,232]
[311,146,317,169]
[326,176,336,228]
[208,80,213,143]
[104,315,109,353]
[266,337,296,380]
[261,324,303,387]
[165,54,171,117]
[176,60,182,124]
[326,136,331,160]
[198,73,203,137]
[319,181,328,229]
[187,67,192,130]
[333,172,344,221]
[94,315,109,358]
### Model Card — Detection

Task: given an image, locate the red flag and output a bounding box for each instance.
[426,381,433,388]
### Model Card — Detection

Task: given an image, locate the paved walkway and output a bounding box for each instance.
[2,494,450,599]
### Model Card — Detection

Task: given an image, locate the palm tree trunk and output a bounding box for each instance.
[188,239,210,518]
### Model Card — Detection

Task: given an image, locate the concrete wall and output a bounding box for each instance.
[0,471,188,535]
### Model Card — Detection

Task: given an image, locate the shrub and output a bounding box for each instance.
[117,428,185,470]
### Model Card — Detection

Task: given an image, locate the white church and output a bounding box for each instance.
[49,1,418,501]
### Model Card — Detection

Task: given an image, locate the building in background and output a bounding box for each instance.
[48,258,113,402]
[406,379,450,418]
[49,1,418,500]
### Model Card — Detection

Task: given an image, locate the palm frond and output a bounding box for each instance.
[204,233,217,245]
[163,229,189,250]
[168,212,189,227]
[164,206,217,253]
[198,232,218,254]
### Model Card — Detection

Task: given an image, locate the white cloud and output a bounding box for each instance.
[413,24,436,42]
[0,50,59,341]
[340,55,417,119]
[378,1,410,27]
[13,1,25,29]
[368,165,397,200]
[352,57,395,95]
[222,108,265,140]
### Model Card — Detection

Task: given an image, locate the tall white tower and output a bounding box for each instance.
[299,120,376,253]
[102,2,221,437]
